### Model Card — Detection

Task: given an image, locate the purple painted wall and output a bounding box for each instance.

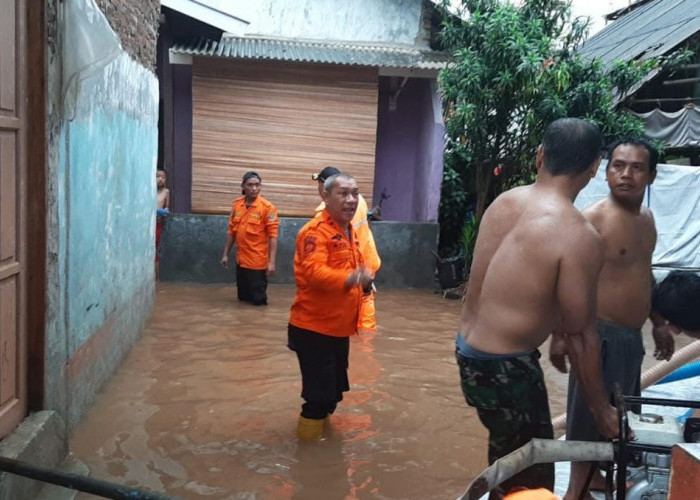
[373,77,444,222]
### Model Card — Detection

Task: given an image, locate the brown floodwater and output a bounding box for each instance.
[69,284,691,499]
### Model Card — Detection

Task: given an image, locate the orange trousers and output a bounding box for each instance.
[359,292,376,331]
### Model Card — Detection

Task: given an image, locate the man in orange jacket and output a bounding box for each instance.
[288,173,373,439]
[313,166,381,331]
[220,171,278,305]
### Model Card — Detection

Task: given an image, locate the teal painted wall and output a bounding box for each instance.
[66,110,156,354]
[46,49,159,429]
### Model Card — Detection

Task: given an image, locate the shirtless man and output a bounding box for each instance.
[155,169,170,280]
[455,118,618,499]
[553,138,675,499]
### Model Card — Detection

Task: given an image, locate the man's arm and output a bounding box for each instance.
[645,218,675,359]
[265,206,279,276]
[549,332,568,373]
[650,309,679,360]
[267,237,278,276]
[558,227,618,439]
[220,234,235,269]
[221,207,237,269]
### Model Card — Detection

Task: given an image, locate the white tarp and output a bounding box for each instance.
[574,161,700,277]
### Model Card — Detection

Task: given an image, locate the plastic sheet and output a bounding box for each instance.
[632,107,700,149]
[62,0,122,119]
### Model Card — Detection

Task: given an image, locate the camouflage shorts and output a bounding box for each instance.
[456,349,554,493]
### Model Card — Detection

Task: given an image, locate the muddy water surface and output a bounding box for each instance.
[70,284,686,499]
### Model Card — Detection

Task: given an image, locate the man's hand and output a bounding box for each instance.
[266,261,276,277]
[344,267,373,289]
[594,404,620,440]
[549,334,569,373]
[652,322,678,361]
[220,255,229,269]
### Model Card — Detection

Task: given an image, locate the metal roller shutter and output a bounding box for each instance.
[192,57,378,216]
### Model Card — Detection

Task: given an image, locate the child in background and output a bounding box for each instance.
[156,169,170,280]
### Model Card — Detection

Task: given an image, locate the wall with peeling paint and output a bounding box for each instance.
[45,0,159,431]
[249,0,428,46]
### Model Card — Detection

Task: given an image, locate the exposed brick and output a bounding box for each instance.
[669,444,700,499]
[94,0,159,72]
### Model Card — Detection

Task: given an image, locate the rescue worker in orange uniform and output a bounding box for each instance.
[220,171,278,305]
[288,173,374,439]
[313,166,381,332]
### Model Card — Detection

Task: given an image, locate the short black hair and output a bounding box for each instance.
[606,137,658,174]
[541,118,603,176]
[242,171,261,183]
[652,271,700,331]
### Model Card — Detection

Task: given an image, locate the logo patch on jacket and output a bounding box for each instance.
[303,236,317,256]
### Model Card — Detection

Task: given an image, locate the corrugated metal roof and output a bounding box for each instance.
[579,0,700,66]
[171,36,450,70]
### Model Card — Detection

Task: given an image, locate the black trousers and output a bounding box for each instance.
[236,265,267,305]
[287,324,350,419]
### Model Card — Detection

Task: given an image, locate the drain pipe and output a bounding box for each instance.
[552,340,700,430]
[0,456,174,499]
[457,439,614,500]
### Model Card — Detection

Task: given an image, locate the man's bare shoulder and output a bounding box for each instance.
[552,202,603,256]
[581,197,608,224]
[640,205,656,224]
[482,185,529,217]
[640,205,658,240]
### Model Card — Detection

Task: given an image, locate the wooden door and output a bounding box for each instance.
[0,0,28,437]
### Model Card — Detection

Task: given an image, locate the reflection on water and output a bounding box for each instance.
[70,284,694,499]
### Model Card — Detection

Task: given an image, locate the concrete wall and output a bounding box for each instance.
[160,215,439,288]
[45,0,159,430]
[373,77,445,223]
[248,0,427,46]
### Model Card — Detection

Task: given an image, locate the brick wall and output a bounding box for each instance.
[95,0,160,71]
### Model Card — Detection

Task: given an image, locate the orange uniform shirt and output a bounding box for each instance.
[227,196,278,270]
[315,194,381,273]
[289,210,364,337]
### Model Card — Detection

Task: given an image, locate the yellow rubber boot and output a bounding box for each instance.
[297,416,324,439]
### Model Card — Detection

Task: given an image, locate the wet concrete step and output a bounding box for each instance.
[35,453,90,500]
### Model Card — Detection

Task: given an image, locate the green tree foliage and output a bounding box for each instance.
[437,0,673,258]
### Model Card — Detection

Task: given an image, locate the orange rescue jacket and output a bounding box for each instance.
[227,196,278,270]
[289,210,364,337]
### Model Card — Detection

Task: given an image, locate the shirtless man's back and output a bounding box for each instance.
[455,118,618,499]
[461,186,601,353]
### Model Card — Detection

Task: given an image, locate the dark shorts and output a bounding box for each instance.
[456,337,554,496]
[155,220,163,263]
[236,265,267,305]
[566,319,644,441]
[288,324,350,420]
